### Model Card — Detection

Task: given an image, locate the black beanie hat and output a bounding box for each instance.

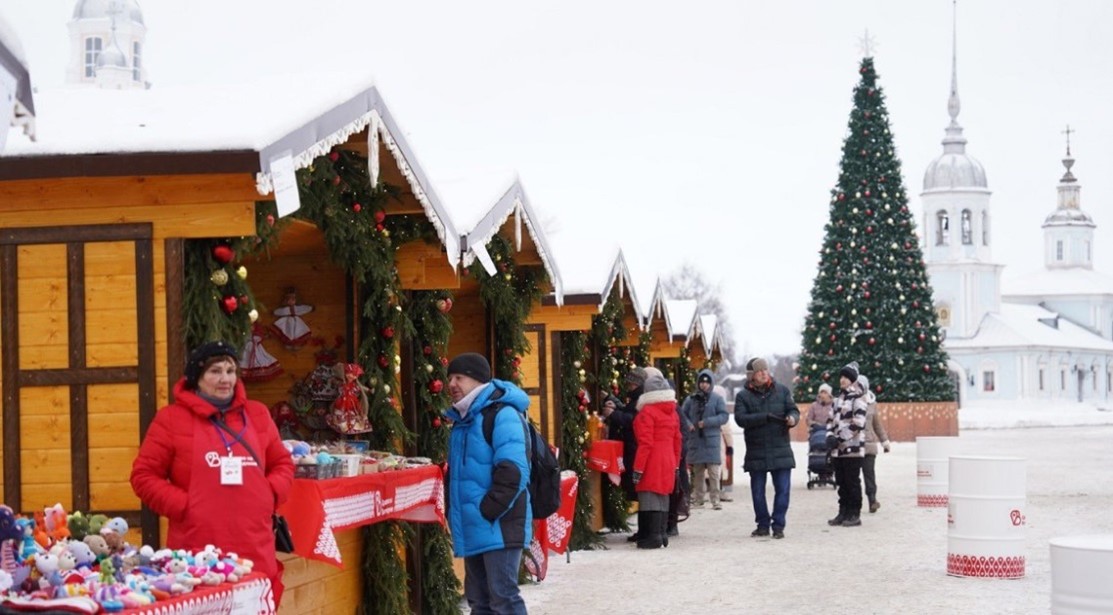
[839,361,860,384]
[447,352,492,384]
[184,341,239,388]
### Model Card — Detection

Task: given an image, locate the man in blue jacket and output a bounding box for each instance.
[444,352,531,615]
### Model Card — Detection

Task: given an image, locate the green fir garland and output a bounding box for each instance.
[590,287,631,532]
[469,234,546,382]
[675,345,696,398]
[560,331,603,551]
[408,289,462,613]
[182,201,284,351]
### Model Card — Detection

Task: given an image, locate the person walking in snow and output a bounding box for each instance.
[858,374,891,514]
[734,357,799,539]
[681,369,729,510]
[631,367,682,549]
[827,361,869,528]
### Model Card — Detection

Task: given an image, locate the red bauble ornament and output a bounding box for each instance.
[838,193,846,201]
[332,175,341,186]
[863,291,871,299]
[328,151,340,162]
[836,242,842,250]
[375,223,384,232]
[829,322,837,330]
[865,321,873,329]
[429,379,444,394]
[238,295,249,307]
[381,326,394,339]
[865,190,871,197]
[266,214,276,226]
[913,301,920,308]
[915,321,922,327]
[436,299,447,312]
[829,334,836,341]
[803,376,810,382]
[918,333,926,341]
[827,349,834,356]
[866,209,873,216]
[221,296,238,314]
[377,355,390,368]
[440,357,449,367]
[923,365,931,373]
[512,357,521,367]
[865,226,873,234]
[836,285,844,293]
[374,210,386,224]
[917,346,924,354]
[432,417,442,428]
[352,203,362,213]
[504,348,513,356]
[212,245,235,265]
[875,385,882,393]
[868,338,876,345]
[423,345,433,356]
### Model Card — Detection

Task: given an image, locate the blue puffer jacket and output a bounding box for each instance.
[681,370,729,464]
[444,380,532,557]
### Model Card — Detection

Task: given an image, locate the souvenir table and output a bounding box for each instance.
[584,439,624,485]
[523,470,579,581]
[277,464,445,567]
[0,573,273,615]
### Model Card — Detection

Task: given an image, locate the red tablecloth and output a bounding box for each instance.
[584,439,624,485]
[132,573,274,614]
[277,465,445,567]
[524,470,578,581]
[0,573,274,615]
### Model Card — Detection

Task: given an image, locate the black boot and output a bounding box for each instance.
[842,513,862,527]
[626,511,645,543]
[636,512,664,549]
[659,512,670,548]
[827,506,847,526]
[666,523,679,537]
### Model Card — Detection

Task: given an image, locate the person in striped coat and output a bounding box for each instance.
[826,361,869,527]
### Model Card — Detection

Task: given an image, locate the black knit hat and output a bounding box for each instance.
[184,341,239,388]
[839,361,860,384]
[447,352,492,384]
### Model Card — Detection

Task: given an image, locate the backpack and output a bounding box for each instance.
[483,405,562,519]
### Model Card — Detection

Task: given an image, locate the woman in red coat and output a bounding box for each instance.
[130,341,295,605]
[632,367,682,549]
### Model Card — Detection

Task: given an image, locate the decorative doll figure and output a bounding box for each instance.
[271,288,313,349]
[240,323,283,383]
[327,363,372,435]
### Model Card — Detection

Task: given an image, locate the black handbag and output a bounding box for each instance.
[211,416,296,553]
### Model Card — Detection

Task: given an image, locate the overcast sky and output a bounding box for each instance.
[5,0,1113,362]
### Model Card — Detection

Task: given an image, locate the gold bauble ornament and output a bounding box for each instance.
[236,266,248,280]
[209,269,229,286]
[248,309,259,323]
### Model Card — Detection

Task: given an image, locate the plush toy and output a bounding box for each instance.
[33,553,61,589]
[198,570,224,586]
[66,511,90,541]
[42,504,71,544]
[56,549,77,573]
[83,534,110,562]
[66,541,96,570]
[0,569,12,592]
[86,514,109,536]
[92,581,125,612]
[208,560,239,583]
[103,517,128,536]
[13,518,41,563]
[101,531,126,555]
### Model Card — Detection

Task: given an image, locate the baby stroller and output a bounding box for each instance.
[806,424,836,489]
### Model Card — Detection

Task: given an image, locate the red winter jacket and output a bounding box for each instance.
[130,379,294,580]
[632,390,682,495]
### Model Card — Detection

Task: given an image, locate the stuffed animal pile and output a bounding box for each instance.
[0,503,255,612]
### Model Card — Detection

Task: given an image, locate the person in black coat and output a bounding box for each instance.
[602,367,646,501]
[734,357,799,539]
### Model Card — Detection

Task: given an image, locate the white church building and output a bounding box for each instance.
[66,0,149,89]
[922,44,1113,406]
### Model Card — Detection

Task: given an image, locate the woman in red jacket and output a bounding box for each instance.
[631,367,682,549]
[130,341,294,605]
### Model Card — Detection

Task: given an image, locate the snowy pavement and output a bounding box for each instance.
[518,422,1113,614]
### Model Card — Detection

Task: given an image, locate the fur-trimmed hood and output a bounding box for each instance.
[636,388,676,410]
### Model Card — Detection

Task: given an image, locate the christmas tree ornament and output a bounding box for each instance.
[425,364,434,373]
[374,210,386,224]
[210,269,229,286]
[212,245,235,265]
[352,203,362,213]
[429,380,443,394]
[248,308,259,323]
[236,266,248,280]
[432,417,442,428]
[221,295,238,314]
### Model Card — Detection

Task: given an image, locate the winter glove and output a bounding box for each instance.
[632,471,643,485]
[883,442,891,453]
[726,446,734,457]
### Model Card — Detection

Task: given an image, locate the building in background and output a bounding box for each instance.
[66,0,148,89]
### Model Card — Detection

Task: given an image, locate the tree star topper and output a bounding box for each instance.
[858,29,878,58]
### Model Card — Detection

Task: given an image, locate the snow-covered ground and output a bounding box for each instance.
[518,418,1113,614]
[960,399,1113,430]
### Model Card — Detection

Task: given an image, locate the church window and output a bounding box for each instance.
[1038,369,1045,391]
[935,305,951,327]
[1108,370,1111,393]
[1086,241,1091,262]
[982,371,995,392]
[132,42,142,82]
[83,37,103,78]
[961,210,972,244]
[1056,240,1064,261]
[936,211,949,246]
[982,211,989,245]
[1060,369,1066,390]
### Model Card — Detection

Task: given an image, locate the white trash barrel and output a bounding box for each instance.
[946,455,1026,579]
[916,436,961,507]
[1050,535,1113,613]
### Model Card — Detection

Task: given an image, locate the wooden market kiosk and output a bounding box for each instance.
[0,77,463,613]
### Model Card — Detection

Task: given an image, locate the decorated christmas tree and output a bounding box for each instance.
[795,56,954,403]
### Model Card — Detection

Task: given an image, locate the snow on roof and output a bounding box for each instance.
[550,232,617,299]
[0,73,459,265]
[437,169,519,236]
[699,314,719,356]
[1001,267,1113,297]
[451,174,563,303]
[0,11,35,138]
[664,299,698,340]
[946,302,1113,352]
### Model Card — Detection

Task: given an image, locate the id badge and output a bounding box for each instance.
[220,454,244,485]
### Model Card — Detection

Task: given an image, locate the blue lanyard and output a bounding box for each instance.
[213,412,249,454]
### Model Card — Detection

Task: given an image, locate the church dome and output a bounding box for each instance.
[72,0,145,25]
[923,148,988,191]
